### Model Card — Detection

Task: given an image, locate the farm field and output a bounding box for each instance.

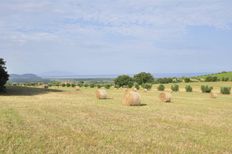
[0,82,232,153]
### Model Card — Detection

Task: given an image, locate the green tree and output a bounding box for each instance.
[0,58,9,92]
[114,75,134,88]
[134,72,154,85]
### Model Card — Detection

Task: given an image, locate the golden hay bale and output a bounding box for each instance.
[76,86,80,91]
[210,92,217,98]
[133,88,138,92]
[96,89,108,99]
[144,89,148,92]
[159,92,172,103]
[123,91,141,106]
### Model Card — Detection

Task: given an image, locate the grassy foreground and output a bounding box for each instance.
[0,82,232,153]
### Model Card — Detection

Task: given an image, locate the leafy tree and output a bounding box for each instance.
[0,58,9,92]
[114,75,134,88]
[134,72,154,85]
[142,83,152,90]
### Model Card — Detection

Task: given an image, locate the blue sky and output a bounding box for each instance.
[0,0,232,75]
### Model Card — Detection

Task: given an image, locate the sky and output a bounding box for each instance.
[0,0,232,76]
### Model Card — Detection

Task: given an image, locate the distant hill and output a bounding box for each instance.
[9,74,47,83]
[199,71,232,79]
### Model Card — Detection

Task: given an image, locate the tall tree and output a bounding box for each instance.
[0,58,9,92]
[134,72,154,85]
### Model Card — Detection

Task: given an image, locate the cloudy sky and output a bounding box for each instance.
[0,0,232,75]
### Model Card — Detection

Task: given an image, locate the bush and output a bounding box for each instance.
[84,84,89,88]
[156,78,173,84]
[220,87,231,95]
[205,76,218,82]
[61,83,66,87]
[201,85,213,93]
[171,84,179,92]
[66,83,71,87]
[222,77,229,82]
[185,85,192,92]
[97,85,102,88]
[142,83,152,90]
[114,85,120,89]
[104,84,111,89]
[184,78,191,83]
[133,72,154,85]
[114,75,134,88]
[157,84,165,91]
[134,83,140,90]
[71,84,76,87]
[90,84,95,88]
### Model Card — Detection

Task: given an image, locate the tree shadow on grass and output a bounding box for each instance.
[1,86,63,96]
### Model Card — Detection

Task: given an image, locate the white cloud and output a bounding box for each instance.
[0,0,232,47]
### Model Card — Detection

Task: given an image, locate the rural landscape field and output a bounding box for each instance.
[1,0,232,154]
[1,81,232,153]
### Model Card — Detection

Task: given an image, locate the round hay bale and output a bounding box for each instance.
[96,89,108,99]
[159,92,172,103]
[76,86,80,91]
[144,89,148,92]
[133,88,138,92]
[210,92,217,98]
[123,91,141,106]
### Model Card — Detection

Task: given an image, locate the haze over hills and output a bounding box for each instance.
[9,74,47,83]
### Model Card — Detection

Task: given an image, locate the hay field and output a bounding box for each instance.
[0,82,232,153]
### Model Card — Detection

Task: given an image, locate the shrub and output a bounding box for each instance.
[185,85,192,92]
[114,85,120,89]
[134,83,140,90]
[220,87,231,95]
[90,84,95,88]
[66,83,71,87]
[142,83,152,90]
[157,84,165,91]
[78,83,83,87]
[61,83,66,87]
[71,83,76,87]
[171,84,179,92]
[133,72,154,85]
[97,84,102,88]
[104,84,111,89]
[184,78,191,83]
[84,84,89,88]
[156,78,173,84]
[222,77,229,82]
[114,75,134,88]
[205,76,218,82]
[201,85,213,93]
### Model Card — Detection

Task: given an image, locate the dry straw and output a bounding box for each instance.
[210,92,217,98]
[76,86,80,91]
[96,89,108,99]
[123,90,141,106]
[159,92,172,103]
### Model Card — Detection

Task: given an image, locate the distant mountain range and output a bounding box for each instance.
[10,72,230,83]
[9,74,47,83]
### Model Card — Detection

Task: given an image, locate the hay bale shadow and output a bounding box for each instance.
[1,86,63,96]
[126,103,147,107]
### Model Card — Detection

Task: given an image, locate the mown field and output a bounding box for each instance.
[0,82,232,153]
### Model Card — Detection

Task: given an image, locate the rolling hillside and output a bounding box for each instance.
[199,72,232,79]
